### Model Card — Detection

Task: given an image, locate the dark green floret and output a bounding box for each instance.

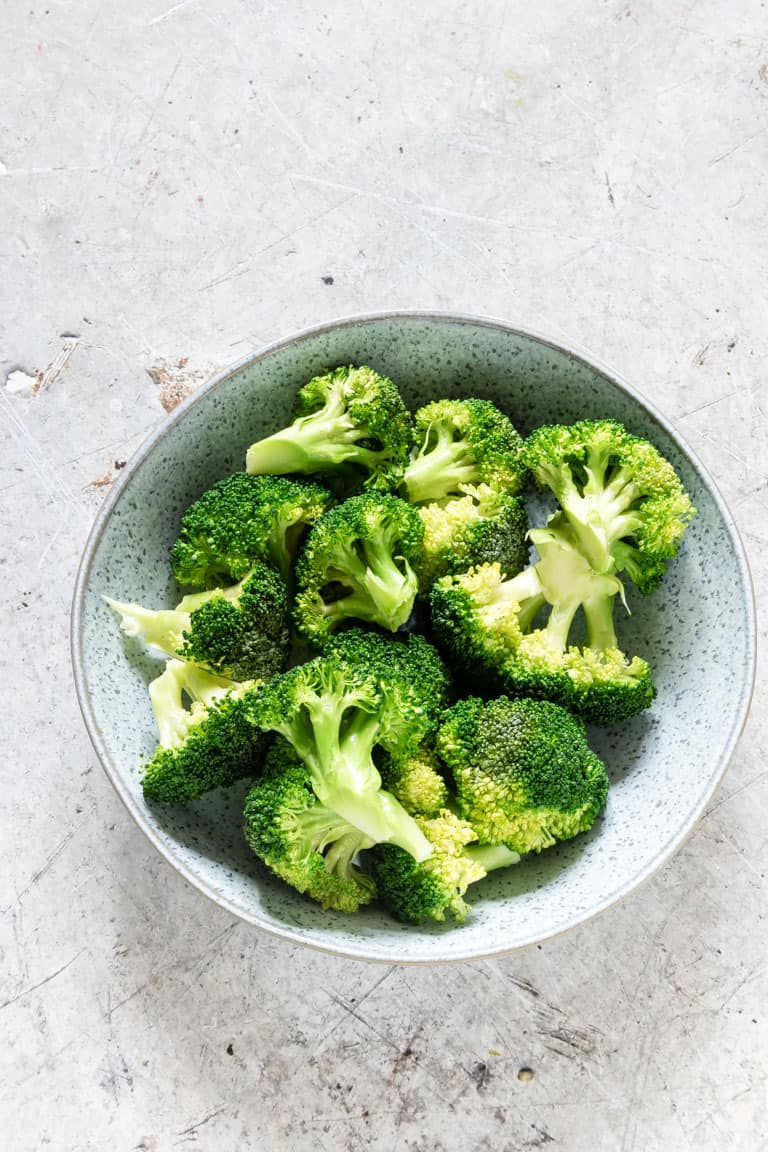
[429,515,656,724]
[106,562,290,681]
[437,695,610,854]
[400,399,527,505]
[244,739,376,912]
[417,484,529,590]
[170,473,331,586]
[294,493,424,645]
[371,809,520,923]
[142,660,266,803]
[523,419,695,593]
[246,653,433,860]
[245,365,413,489]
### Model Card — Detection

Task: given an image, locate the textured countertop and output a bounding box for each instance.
[2,2,767,1148]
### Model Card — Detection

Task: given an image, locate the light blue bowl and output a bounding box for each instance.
[71,312,755,963]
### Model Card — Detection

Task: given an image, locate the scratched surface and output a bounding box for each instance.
[2,0,768,1148]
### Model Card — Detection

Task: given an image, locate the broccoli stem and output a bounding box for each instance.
[403,430,480,504]
[360,539,418,626]
[246,410,381,476]
[464,844,521,871]
[582,594,618,652]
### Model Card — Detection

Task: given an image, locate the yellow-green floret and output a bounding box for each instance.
[417,484,529,590]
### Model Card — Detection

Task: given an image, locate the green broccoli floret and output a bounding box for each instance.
[170,473,331,586]
[378,748,450,817]
[244,738,376,913]
[370,809,520,923]
[142,660,266,803]
[245,365,413,489]
[437,695,609,854]
[417,484,529,590]
[294,493,424,644]
[399,399,526,505]
[430,517,655,724]
[524,419,695,593]
[105,563,289,681]
[246,653,433,860]
[324,629,451,758]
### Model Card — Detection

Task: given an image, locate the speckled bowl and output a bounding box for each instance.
[71,312,755,963]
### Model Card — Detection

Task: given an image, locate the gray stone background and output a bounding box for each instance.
[2,1,767,1148]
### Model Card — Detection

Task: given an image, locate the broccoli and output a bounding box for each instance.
[370,809,520,923]
[399,399,526,505]
[417,484,529,590]
[105,562,289,681]
[324,628,451,758]
[378,748,450,817]
[293,493,424,644]
[524,419,695,593]
[170,473,331,586]
[245,365,413,489]
[246,653,433,860]
[244,738,376,913]
[437,696,610,854]
[142,660,265,803]
[430,517,655,724]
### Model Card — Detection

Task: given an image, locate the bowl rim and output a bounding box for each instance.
[71,309,757,964]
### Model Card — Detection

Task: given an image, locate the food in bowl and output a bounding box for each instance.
[104,362,695,926]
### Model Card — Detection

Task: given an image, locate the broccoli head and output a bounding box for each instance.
[417,484,529,590]
[106,562,289,682]
[142,660,266,803]
[378,748,450,817]
[170,473,331,586]
[430,518,656,725]
[246,652,433,860]
[437,695,610,854]
[524,419,695,593]
[400,398,526,505]
[371,809,520,923]
[245,365,413,489]
[244,738,376,913]
[294,493,424,644]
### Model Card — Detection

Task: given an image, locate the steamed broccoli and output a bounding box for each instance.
[245,365,413,489]
[437,696,610,854]
[370,809,520,923]
[170,473,331,586]
[246,652,433,860]
[143,660,265,803]
[378,748,450,817]
[399,399,526,505]
[430,516,655,724]
[105,562,289,681]
[417,484,529,590]
[524,420,695,593]
[324,628,451,758]
[294,493,424,644]
[244,738,376,912]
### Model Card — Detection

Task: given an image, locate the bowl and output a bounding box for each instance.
[71,312,756,963]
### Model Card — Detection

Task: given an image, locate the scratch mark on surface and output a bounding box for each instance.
[0,950,85,1011]
[605,171,615,207]
[14,829,75,900]
[176,1106,225,1139]
[149,0,198,25]
[33,339,79,394]
[710,127,768,165]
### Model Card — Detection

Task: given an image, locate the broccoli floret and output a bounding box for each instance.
[170,473,331,586]
[105,563,289,681]
[294,493,424,644]
[370,809,520,923]
[142,660,266,803]
[437,696,609,854]
[245,365,413,489]
[246,653,433,860]
[400,399,526,505]
[324,629,451,758]
[417,484,529,590]
[378,748,450,817]
[243,738,376,912]
[524,420,695,593]
[430,518,655,724]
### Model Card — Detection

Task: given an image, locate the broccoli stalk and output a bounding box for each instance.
[245,365,413,487]
[248,656,433,860]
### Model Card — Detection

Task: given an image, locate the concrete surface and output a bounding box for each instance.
[2,0,767,1148]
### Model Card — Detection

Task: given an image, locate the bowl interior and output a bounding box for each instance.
[75,314,754,962]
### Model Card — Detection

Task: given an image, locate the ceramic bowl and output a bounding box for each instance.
[71,312,755,963]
